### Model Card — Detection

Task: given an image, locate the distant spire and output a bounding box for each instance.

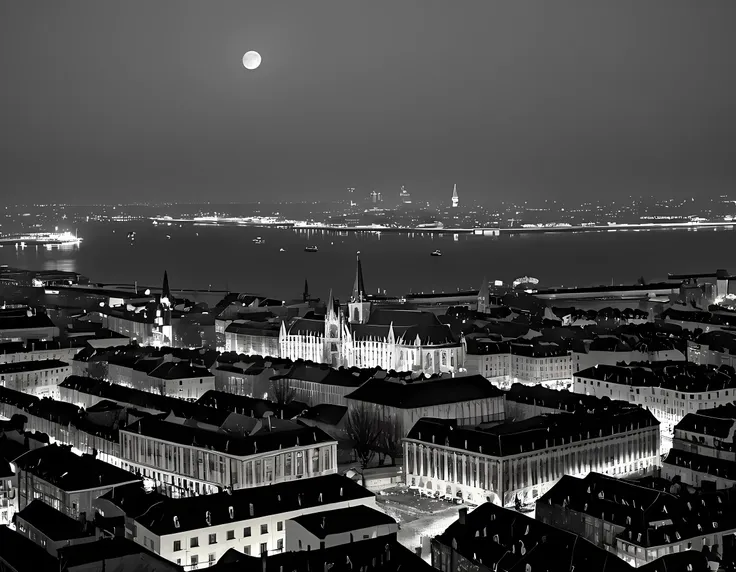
[326,289,336,318]
[452,184,459,207]
[478,276,489,313]
[303,279,310,302]
[352,252,366,303]
[162,270,171,300]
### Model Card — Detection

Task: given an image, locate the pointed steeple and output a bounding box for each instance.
[161,270,171,305]
[478,276,489,314]
[303,279,310,302]
[326,289,336,319]
[451,184,459,208]
[351,252,366,303]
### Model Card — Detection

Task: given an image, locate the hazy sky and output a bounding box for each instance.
[1,1,735,205]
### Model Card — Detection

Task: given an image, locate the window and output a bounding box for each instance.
[277,521,283,532]
[260,542,268,555]
[243,546,251,556]
[190,537,199,548]
[277,538,284,551]
[173,540,182,552]
[209,553,216,564]
[260,524,268,535]
[227,530,235,541]
[244,527,251,537]
[190,555,199,569]
[209,533,217,545]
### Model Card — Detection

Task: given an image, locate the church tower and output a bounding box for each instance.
[348,252,371,324]
[324,289,342,366]
[155,270,173,347]
[451,183,459,208]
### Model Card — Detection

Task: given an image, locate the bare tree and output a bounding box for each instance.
[377,417,403,466]
[87,361,108,381]
[346,403,380,474]
[271,379,296,407]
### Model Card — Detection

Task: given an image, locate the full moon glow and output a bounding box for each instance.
[242,51,262,70]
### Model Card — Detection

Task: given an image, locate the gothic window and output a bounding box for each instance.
[353,308,360,322]
[441,353,447,366]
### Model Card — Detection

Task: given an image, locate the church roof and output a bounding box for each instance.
[286,317,325,336]
[351,323,457,345]
[366,308,441,327]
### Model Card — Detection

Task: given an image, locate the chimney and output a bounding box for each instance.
[459,507,468,525]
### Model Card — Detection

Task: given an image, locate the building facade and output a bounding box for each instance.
[0,359,71,399]
[403,405,660,507]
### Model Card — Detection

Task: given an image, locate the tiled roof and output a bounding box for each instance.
[575,362,736,392]
[506,383,631,413]
[57,537,179,570]
[300,404,348,426]
[0,358,69,374]
[345,374,504,409]
[664,448,736,481]
[274,362,378,388]
[286,317,325,336]
[290,504,396,538]
[148,361,213,380]
[675,412,735,438]
[407,405,658,457]
[366,309,441,327]
[196,390,308,420]
[129,474,373,536]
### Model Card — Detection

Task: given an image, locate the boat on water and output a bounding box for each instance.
[253,236,265,245]
[304,245,319,253]
[430,249,442,257]
[0,231,82,247]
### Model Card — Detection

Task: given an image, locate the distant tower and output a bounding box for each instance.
[452,184,459,208]
[303,279,310,302]
[477,277,489,314]
[399,185,412,204]
[370,190,378,204]
[348,252,371,324]
[155,270,173,347]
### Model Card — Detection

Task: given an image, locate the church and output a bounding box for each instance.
[279,254,465,375]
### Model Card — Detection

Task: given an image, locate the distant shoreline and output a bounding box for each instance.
[149,217,736,235]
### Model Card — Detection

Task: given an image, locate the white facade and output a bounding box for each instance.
[134,496,377,570]
[158,375,215,400]
[404,423,661,508]
[284,515,398,552]
[0,361,70,399]
[119,428,338,497]
[574,370,736,453]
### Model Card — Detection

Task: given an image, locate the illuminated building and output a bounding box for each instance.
[403,402,660,507]
[95,474,376,565]
[399,185,411,204]
[574,362,736,453]
[118,413,338,497]
[279,254,465,375]
[662,403,736,489]
[0,307,59,343]
[0,359,70,399]
[451,183,458,208]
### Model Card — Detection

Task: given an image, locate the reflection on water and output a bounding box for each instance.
[42,259,77,272]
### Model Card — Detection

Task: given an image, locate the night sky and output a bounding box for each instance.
[2,1,735,205]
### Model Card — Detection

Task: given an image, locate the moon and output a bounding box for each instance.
[242,51,262,70]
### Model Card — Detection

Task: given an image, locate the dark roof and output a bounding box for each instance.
[148,361,213,380]
[0,358,69,374]
[15,500,93,541]
[435,502,630,572]
[0,310,56,331]
[225,320,281,336]
[663,448,736,481]
[675,411,735,438]
[300,404,348,426]
[366,308,441,327]
[210,537,432,572]
[407,405,659,457]
[575,362,736,392]
[345,374,504,409]
[14,443,141,492]
[639,550,710,572]
[291,505,396,538]
[196,390,308,420]
[351,322,458,345]
[286,317,325,336]
[121,415,334,457]
[506,383,631,413]
[0,524,58,572]
[58,376,229,425]
[273,362,378,388]
[57,536,180,570]
[131,474,373,536]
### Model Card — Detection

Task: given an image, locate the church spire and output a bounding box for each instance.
[326,289,336,318]
[477,276,489,314]
[351,252,366,303]
[303,279,310,302]
[451,183,459,208]
[162,270,171,302]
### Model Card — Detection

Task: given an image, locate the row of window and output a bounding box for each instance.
[172,521,283,552]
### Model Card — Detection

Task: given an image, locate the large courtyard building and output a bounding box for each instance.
[403,401,660,507]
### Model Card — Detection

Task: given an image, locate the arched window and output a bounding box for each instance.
[441,353,447,366]
[353,308,360,322]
